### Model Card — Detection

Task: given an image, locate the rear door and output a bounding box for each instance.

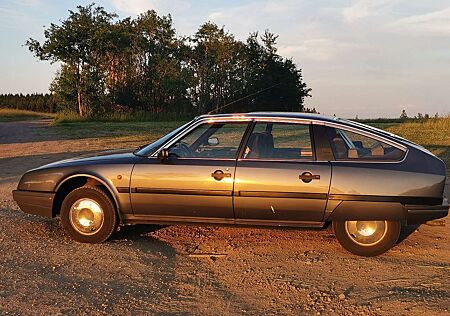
[233,121,331,225]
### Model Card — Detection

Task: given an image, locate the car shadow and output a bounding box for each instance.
[109,224,260,313]
[397,223,420,244]
[111,224,168,241]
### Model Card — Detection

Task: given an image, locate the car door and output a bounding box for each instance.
[233,121,331,225]
[130,120,249,223]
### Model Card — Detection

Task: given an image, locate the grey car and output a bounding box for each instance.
[13,112,449,256]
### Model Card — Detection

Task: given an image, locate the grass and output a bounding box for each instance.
[0,108,56,122]
[385,117,450,147]
[386,117,450,171]
[53,111,193,124]
[53,120,185,140]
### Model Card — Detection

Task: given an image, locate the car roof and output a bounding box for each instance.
[196,112,337,123]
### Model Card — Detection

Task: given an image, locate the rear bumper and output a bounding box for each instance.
[12,190,55,218]
[406,199,449,224]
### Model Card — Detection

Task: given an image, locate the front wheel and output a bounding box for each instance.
[60,186,118,243]
[333,220,401,256]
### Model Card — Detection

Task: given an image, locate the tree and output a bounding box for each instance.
[400,109,408,120]
[26,4,116,116]
[189,22,245,114]
[133,11,192,115]
[49,65,78,112]
[239,31,310,112]
[0,93,56,112]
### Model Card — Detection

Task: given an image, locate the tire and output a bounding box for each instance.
[60,186,118,243]
[333,220,401,257]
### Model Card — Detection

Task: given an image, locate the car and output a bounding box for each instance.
[13,112,449,256]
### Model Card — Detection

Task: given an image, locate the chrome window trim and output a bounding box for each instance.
[151,115,409,163]
[317,121,407,152]
[317,121,409,164]
[238,158,317,163]
[165,157,237,161]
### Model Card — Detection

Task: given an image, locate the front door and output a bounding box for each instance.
[130,121,249,223]
[233,121,331,225]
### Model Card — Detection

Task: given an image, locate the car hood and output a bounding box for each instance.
[35,148,139,170]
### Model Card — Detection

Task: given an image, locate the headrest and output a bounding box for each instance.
[348,148,359,159]
[371,143,384,156]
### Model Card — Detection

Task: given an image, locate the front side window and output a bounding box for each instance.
[168,122,248,159]
[326,127,405,161]
[135,121,193,156]
[243,122,313,160]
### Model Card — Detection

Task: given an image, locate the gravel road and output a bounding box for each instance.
[0,120,449,315]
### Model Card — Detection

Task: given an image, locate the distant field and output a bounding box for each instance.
[0,108,55,122]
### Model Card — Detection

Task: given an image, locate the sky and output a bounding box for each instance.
[1,0,449,118]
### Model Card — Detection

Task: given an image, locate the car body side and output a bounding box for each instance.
[13,114,449,227]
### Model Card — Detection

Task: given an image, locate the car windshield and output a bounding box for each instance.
[134,120,194,156]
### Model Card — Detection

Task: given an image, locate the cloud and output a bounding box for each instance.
[207,2,360,63]
[279,39,358,62]
[110,0,191,16]
[207,0,311,37]
[343,0,395,22]
[387,7,450,35]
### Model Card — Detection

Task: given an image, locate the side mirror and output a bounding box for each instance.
[157,148,170,161]
[207,137,219,146]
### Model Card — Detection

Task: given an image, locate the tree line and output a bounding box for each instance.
[24,4,311,118]
[0,93,57,113]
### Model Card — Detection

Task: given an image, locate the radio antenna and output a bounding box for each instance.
[207,82,283,115]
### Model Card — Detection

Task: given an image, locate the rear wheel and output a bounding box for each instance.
[333,220,401,256]
[60,186,118,243]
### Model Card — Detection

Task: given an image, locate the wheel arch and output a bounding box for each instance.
[325,200,406,222]
[53,174,123,222]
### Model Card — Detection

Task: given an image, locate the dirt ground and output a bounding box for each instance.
[0,120,449,315]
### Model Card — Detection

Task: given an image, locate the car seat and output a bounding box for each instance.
[245,132,274,158]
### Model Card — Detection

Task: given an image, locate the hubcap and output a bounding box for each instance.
[69,198,104,236]
[345,221,387,246]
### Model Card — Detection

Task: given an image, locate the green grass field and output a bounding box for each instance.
[53,120,185,140]
[0,108,56,122]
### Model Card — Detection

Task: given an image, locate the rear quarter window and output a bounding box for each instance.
[326,127,405,161]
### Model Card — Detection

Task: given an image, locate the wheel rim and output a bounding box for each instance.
[345,220,387,246]
[69,198,104,236]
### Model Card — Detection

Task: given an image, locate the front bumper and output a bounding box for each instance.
[12,190,55,218]
[406,198,449,224]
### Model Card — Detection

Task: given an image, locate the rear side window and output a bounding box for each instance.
[326,127,405,161]
[243,122,313,160]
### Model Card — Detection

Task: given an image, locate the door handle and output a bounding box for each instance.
[211,170,232,181]
[299,172,320,183]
